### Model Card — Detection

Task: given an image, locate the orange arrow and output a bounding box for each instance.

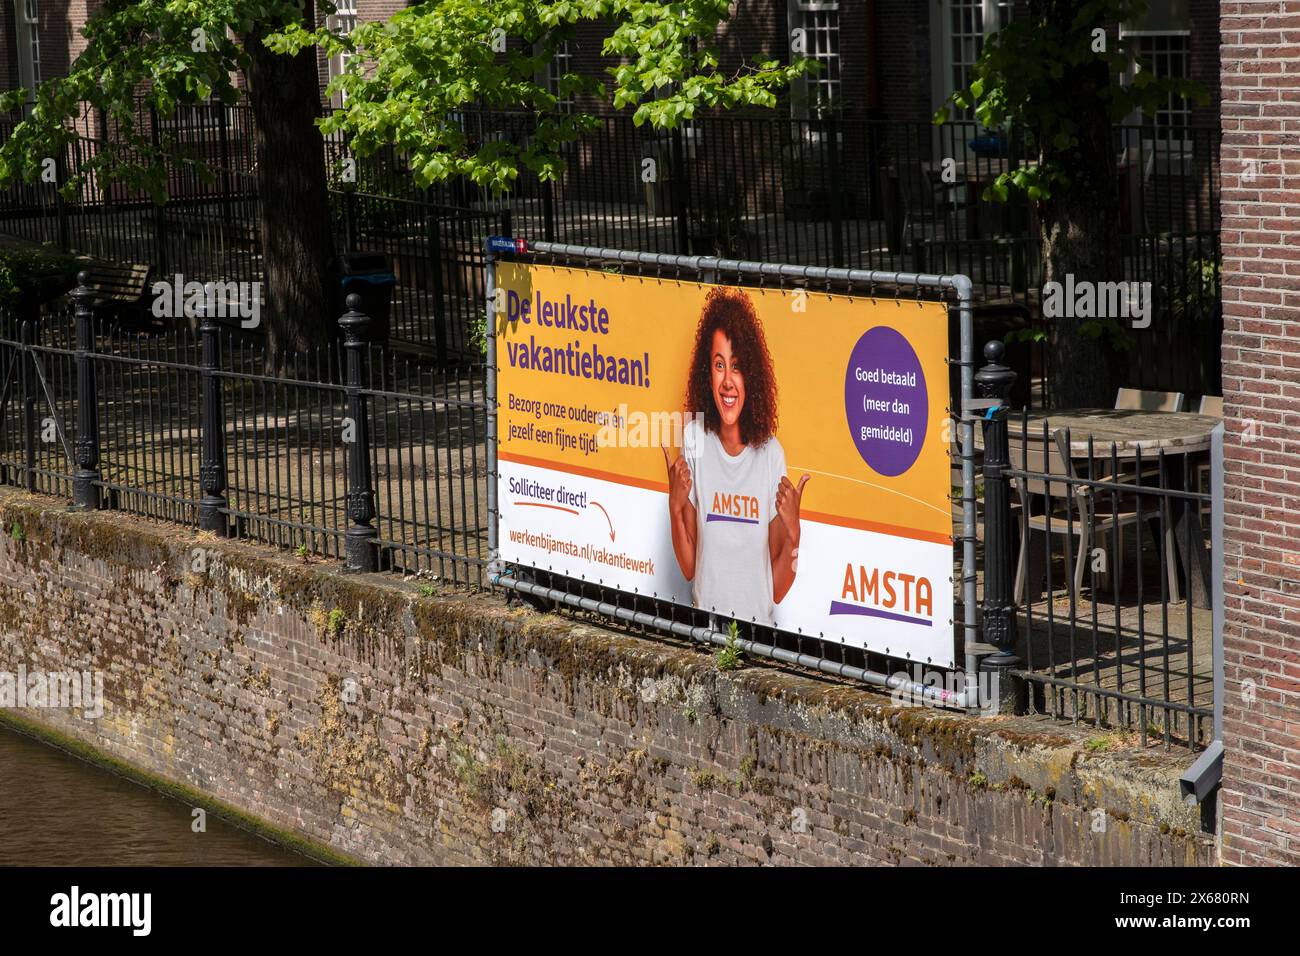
[591,501,615,542]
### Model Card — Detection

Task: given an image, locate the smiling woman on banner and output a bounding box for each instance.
[661,288,809,626]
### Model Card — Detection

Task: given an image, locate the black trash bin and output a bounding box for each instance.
[336,252,396,344]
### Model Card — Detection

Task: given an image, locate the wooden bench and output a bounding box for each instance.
[78,261,163,333]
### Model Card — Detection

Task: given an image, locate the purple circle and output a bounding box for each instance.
[844,327,928,477]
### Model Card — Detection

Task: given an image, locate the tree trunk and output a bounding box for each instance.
[1036,11,1123,409]
[244,6,338,371]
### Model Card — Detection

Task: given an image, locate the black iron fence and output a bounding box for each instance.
[0,276,1218,747]
[3,102,1220,396]
[0,287,490,587]
[977,342,1217,750]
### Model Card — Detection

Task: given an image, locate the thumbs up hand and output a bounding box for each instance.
[776,473,810,542]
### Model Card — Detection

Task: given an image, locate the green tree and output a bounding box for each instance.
[1,0,807,365]
[0,0,338,365]
[938,0,1204,407]
[269,0,807,191]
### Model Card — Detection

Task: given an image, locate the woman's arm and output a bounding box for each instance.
[663,446,698,581]
[770,473,810,605]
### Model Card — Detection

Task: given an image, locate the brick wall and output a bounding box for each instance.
[1218,0,1300,867]
[0,490,1213,866]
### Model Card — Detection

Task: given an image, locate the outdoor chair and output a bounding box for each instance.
[1114,387,1186,412]
[899,161,957,246]
[1011,429,1142,603]
[1110,387,1187,491]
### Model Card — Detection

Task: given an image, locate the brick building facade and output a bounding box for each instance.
[3,3,1220,130]
[1218,0,1300,867]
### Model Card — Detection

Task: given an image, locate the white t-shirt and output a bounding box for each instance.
[684,417,786,625]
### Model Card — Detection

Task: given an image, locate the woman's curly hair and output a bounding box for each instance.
[685,288,778,446]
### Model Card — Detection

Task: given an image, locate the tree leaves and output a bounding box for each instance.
[933,0,1206,204]
[0,0,305,200]
[281,0,810,192]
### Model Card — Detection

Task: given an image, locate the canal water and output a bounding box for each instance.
[0,724,314,866]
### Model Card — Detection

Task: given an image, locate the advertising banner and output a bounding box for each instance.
[495,263,955,667]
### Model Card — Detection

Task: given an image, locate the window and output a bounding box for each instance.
[788,1,840,118]
[933,0,1012,120]
[1122,1,1192,140]
[173,99,227,129]
[546,39,575,113]
[1134,35,1191,136]
[16,0,42,94]
[329,0,359,104]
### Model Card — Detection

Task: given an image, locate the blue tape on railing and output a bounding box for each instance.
[341,273,397,287]
[488,236,528,254]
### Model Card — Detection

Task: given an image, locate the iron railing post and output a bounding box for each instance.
[19,318,36,493]
[671,125,691,254]
[542,177,556,242]
[340,294,377,572]
[344,189,358,254]
[427,201,448,363]
[149,105,169,272]
[54,150,70,252]
[976,339,1021,710]
[198,295,229,534]
[72,273,101,509]
[827,112,845,268]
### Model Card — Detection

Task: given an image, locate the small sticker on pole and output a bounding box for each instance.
[488,236,528,255]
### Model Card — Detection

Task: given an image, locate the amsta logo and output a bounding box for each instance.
[831,563,934,626]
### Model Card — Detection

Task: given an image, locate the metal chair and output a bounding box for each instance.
[1011,429,1142,602]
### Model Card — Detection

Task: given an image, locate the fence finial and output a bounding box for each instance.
[339,293,368,345]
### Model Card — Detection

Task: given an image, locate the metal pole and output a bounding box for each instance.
[975,339,1022,713]
[198,295,228,534]
[524,240,959,291]
[72,273,100,510]
[484,237,501,576]
[955,275,981,711]
[1180,420,1225,806]
[492,574,965,708]
[340,294,377,572]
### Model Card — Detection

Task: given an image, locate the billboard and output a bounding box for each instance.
[494,263,955,667]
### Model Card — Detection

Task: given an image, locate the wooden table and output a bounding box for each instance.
[1004,408,1218,458]
[985,408,1219,608]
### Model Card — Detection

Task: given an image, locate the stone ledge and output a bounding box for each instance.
[0,485,1212,848]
